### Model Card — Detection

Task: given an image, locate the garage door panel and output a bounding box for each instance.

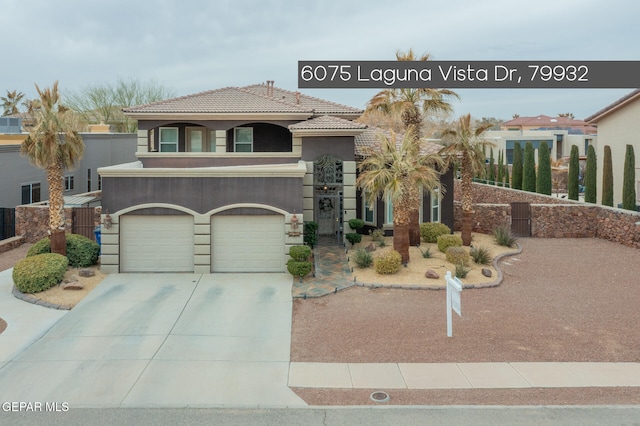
[120,215,194,273]
[212,215,284,272]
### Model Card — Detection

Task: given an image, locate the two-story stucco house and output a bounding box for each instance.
[98,82,453,274]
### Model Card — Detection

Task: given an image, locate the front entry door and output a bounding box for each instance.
[316,191,343,244]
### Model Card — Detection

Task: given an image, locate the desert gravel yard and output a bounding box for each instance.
[290,237,640,405]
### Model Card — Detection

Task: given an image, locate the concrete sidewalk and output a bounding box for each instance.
[289,362,640,389]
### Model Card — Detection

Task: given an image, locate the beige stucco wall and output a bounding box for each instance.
[594,97,640,207]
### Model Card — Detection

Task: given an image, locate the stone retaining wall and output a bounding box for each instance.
[15,205,102,243]
[452,181,640,249]
[0,235,25,254]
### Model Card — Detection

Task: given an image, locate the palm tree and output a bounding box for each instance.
[365,49,458,245]
[21,82,84,255]
[1,90,25,116]
[440,114,494,246]
[357,129,443,263]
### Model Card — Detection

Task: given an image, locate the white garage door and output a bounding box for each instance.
[120,215,194,272]
[212,215,285,272]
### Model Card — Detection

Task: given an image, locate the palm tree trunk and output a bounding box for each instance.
[393,222,410,264]
[47,163,66,256]
[460,156,474,246]
[408,208,421,246]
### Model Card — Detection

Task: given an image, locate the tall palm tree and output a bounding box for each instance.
[440,114,494,246]
[357,129,443,263]
[1,90,25,116]
[365,49,458,246]
[21,82,84,255]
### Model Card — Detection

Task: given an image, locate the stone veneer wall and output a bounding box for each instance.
[452,181,640,249]
[15,205,102,243]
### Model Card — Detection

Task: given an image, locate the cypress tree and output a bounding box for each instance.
[505,157,510,187]
[568,145,579,200]
[622,144,637,211]
[512,142,523,190]
[488,148,495,184]
[497,150,504,186]
[523,141,536,193]
[584,144,597,203]
[536,141,552,195]
[602,145,614,207]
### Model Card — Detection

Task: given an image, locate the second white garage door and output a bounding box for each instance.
[120,215,194,273]
[211,215,285,272]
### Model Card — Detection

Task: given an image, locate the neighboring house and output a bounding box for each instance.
[501,115,596,134]
[585,89,640,208]
[485,129,596,164]
[98,82,454,274]
[0,119,136,209]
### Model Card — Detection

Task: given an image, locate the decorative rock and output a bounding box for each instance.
[365,243,376,252]
[79,269,95,277]
[482,268,492,278]
[425,269,439,279]
[61,281,84,290]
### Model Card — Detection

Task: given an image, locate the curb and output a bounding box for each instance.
[11,284,72,310]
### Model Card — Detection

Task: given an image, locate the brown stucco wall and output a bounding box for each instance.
[102,176,303,215]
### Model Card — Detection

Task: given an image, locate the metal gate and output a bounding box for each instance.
[0,208,16,240]
[511,202,531,237]
[72,207,97,241]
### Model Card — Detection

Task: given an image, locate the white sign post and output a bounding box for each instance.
[446,271,462,337]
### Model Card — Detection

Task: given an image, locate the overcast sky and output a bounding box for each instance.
[1,0,638,121]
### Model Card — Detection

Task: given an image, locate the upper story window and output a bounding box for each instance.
[234,127,253,152]
[64,175,74,192]
[159,127,179,152]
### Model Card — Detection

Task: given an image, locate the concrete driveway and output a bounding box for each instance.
[0,273,306,407]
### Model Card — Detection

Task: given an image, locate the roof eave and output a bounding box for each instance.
[122,112,313,121]
[290,129,366,137]
[585,89,640,123]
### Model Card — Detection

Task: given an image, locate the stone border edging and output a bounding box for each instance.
[11,284,72,310]
[353,242,523,291]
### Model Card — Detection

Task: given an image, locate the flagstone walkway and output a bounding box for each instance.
[292,244,354,298]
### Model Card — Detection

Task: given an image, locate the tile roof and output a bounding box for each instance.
[288,115,367,130]
[584,89,640,123]
[355,127,442,157]
[123,83,363,117]
[242,83,362,116]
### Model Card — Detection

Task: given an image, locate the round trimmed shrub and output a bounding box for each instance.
[27,234,100,267]
[287,260,313,281]
[437,234,463,253]
[289,245,311,262]
[446,246,471,267]
[374,250,402,275]
[348,218,364,231]
[345,232,362,246]
[13,253,68,293]
[420,222,451,243]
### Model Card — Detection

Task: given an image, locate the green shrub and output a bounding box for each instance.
[420,222,451,243]
[27,233,99,267]
[523,141,536,193]
[437,234,463,253]
[493,225,517,247]
[445,246,470,267]
[585,144,597,203]
[470,245,491,265]
[374,250,402,274]
[348,218,364,231]
[602,145,614,207]
[303,221,318,248]
[345,232,362,246]
[568,145,579,201]
[289,245,311,262]
[12,253,68,293]
[286,260,313,281]
[352,247,373,268]
[455,262,470,279]
[536,140,552,195]
[369,228,386,246]
[622,144,637,211]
